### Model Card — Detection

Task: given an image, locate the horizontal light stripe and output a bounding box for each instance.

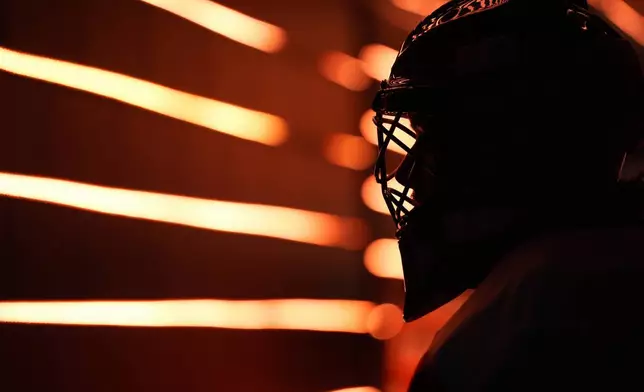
[0,172,369,249]
[0,47,288,145]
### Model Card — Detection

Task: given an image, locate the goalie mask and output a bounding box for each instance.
[371,0,644,321]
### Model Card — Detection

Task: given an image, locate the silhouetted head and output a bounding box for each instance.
[371,0,644,321]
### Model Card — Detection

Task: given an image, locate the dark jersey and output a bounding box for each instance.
[408,226,644,391]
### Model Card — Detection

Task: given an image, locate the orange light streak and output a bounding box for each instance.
[591,0,644,46]
[140,0,287,53]
[0,47,288,146]
[0,299,375,333]
[364,239,403,280]
[358,44,398,81]
[366,303,404,340]
[319,44,397,90]
[0,172,368,250]
[323,133,376,170]
[390,0,449,16]
[330,387,381,392]
[319,52,371,91]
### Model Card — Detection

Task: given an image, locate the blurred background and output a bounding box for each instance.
[0,1,642,391]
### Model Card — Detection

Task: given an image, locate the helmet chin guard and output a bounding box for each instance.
[395,205,470,323]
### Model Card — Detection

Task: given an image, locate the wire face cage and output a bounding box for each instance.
[372,112,429,231]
